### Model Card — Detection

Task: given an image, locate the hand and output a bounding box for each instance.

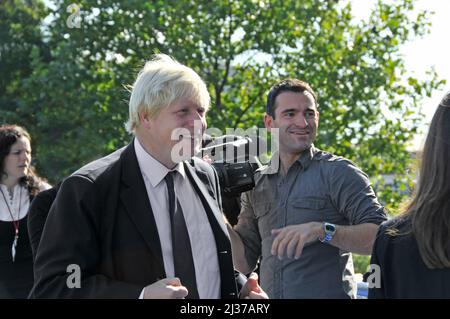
[239,272,269,299]
[202,154,212,164]
[143,277,189,299]
[271,222,322,260]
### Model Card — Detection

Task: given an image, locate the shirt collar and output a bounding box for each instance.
[296,144,317,170]
[265,144,318,175]
[134,138,186,188]
[0,183,25,197]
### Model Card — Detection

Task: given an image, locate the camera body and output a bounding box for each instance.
[212,161,259,197]
[200,134,263,225]
[201,135,262,197]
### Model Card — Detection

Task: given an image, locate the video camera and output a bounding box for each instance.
[200,135,263,198]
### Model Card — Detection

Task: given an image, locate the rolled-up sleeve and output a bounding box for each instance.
[328,159,387,225]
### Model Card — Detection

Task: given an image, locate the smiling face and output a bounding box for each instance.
[2,136,31,184]
[264,91,319,157]
[139,97,207,168]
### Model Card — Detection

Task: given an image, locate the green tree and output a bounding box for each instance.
[0,0,49,140]
[1,0,445,213]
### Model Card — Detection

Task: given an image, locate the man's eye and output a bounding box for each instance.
[305,111,315,118]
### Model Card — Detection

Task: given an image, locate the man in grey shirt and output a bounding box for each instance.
[228,78,387,298]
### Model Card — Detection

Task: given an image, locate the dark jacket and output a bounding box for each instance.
[29,141,238,298]
[27,183,61,261]
[369,218,450,298]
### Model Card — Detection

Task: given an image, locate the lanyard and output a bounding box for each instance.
[0,186,22,262]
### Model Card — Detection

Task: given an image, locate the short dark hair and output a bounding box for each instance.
[266,78,318,118]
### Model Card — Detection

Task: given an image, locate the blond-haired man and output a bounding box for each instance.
[30,54,266,299]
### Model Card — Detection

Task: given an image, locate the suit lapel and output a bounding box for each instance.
[184,161,238,298]
[119,142,165,273]
[184,162,229,238]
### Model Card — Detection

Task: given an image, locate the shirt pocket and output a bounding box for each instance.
[292,198,326,210]
[289,197,327,224]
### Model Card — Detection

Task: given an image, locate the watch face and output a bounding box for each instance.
[325,224,335,232]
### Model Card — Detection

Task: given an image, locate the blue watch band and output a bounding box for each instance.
[319,222,336,243]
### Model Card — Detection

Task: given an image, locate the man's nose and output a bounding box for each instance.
[187,114,205,130]
[295,114,308,128]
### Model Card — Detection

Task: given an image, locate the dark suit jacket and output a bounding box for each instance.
[29,141,238,298]
[27,182,61,261]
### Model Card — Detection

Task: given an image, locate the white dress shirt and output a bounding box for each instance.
[0,182,51,221]
[134,138,221,299]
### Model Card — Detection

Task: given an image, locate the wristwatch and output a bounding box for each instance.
[319,222,336,243]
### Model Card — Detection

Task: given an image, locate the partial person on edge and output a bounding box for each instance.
[369,91,450,299]
[0,124,50,298]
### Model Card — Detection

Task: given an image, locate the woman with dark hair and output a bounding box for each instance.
[369,92,450,298]
[0,124,50,298]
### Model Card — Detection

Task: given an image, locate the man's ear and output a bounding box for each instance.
[263,113,273,131]
[140,112,151,129]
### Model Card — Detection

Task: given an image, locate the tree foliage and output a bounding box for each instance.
[0,0,49,128]
[1,0,445,211]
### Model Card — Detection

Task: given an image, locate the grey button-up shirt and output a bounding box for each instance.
[234,145,387,298]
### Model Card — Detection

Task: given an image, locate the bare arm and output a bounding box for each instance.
[271,222,379,259]
[225,190,262,275]
[329,222,379,255]
[227,223,253,274]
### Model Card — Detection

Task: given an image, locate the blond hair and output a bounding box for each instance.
[125,54,210,133]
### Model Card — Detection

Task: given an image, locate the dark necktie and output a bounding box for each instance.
[165,171,199,299]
